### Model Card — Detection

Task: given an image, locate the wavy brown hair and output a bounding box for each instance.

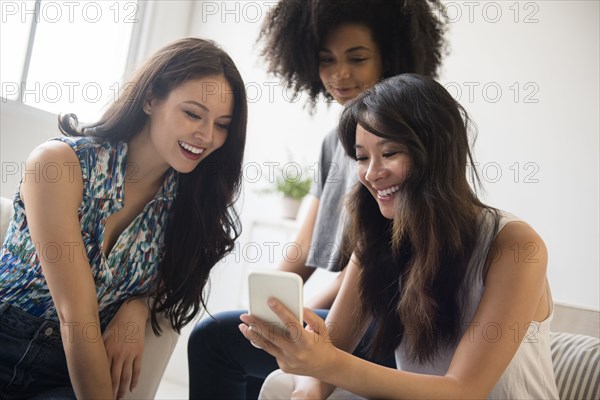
[338,74,497,363]
[58,38,248,334]
[259,0,447,110]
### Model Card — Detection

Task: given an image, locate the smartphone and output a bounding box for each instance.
[248,270,304,328]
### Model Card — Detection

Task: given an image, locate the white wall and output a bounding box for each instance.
[0,101,58,198]
[438,0,599,308]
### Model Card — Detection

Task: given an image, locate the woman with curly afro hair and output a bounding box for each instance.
[188,1,447,398]
[259,0,446,110]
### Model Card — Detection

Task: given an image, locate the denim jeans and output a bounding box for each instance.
[0,301,75,399]
[188,309,395,400]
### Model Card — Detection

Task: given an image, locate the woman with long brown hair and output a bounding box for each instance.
[240,74,559,399]
[0,37,247,399]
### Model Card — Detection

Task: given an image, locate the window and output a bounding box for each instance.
[1,0,140,122]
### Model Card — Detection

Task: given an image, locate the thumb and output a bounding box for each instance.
[302,308,328,337]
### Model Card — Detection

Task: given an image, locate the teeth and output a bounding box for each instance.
[179,140,204,155]
[377,185,400,197]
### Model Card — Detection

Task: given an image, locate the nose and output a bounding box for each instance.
[194,120,213,144]
[332,62,351,80]
[365,158,387,184]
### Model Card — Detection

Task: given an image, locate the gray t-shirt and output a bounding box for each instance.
[306,129,357,271]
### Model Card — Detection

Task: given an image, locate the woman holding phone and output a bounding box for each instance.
[240,74,559,400]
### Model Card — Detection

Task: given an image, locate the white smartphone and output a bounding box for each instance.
[248,270,304,328]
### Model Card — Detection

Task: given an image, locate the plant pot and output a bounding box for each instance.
[281,196,302,220]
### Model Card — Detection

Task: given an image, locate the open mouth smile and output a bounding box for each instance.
[376,185,400,201]
[178,140,205,160]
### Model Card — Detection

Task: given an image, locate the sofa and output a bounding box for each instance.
[550,303,599,399]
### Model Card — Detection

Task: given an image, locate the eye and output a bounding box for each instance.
[383,151,399,158]
[355,155,368,162]
[185,111,201,120]
[319,55,335,64]
[350,57,367,63]
[215,122,230,131]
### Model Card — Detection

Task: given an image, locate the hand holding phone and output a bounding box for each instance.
[248,270,304,330]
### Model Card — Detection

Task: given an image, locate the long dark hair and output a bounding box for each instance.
[259,0,447,110]
[58,38,248,334]
[339,74,496,363]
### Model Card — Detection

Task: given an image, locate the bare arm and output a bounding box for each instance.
[242,223,550,399]
[278,196,346,310]
[21,141,114,398]
[305,269,345,310]
[277,195,319,282]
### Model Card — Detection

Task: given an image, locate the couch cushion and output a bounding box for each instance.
[551,331,599,400]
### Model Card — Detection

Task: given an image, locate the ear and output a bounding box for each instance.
[143,93,155,115]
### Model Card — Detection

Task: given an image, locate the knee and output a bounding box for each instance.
[188,310,245,355]
[189,316,217,352]
[259,370,295,400]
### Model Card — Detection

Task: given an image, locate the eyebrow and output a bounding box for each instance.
[183,100,208,112]
[354,139,394,149]
[320,46,373,53]
[183,100,233,119]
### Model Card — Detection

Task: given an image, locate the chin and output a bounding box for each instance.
[380,207,394,220]
[172,162,199,174]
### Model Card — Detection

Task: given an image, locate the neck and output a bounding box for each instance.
[126,131,170,190]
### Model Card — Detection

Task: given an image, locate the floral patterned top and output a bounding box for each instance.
[0,136,178,328]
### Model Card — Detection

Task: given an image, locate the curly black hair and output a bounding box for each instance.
[259,0,447,110]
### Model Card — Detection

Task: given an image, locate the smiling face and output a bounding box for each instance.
[355,124,413,220]
[319,23,383,105]
[144,74,234,174]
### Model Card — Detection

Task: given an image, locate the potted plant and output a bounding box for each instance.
[275,172,312,219]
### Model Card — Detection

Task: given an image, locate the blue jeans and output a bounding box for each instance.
[188,309,395,400]
[0,302,75,399]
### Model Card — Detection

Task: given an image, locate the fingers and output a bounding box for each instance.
[109,357,123,399]
[239,302,311,350]
[130,355,142,392]
[109,355,138,399]
[302,308,328,338]
[238,322,279,356]
[267,298,302,325]
[117,358,133,399]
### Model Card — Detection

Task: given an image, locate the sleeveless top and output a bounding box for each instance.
[395,209,559,399]
[0,136,178,328]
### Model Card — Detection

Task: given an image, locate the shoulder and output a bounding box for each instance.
[325,128,340,146]
[28,136,109,170]
[21,139,84,208]
[37,137,127,193]
[21,136,122,198]
[26,139,81,170]
[49,136,118,162]
[486,214,548,283]
[318,127,350,170]
[494,214,546,261]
